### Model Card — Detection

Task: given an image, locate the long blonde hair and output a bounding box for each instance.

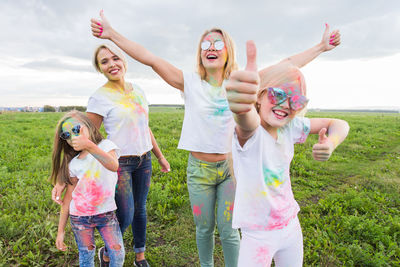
[50,111,104,185]
[196,28,238,80]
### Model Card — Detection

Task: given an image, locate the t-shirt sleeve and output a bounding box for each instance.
[99,139,121,159]
[69,158,78,178]
[183,71,197,97]
[86,93,108,117]
[291,117,311,144]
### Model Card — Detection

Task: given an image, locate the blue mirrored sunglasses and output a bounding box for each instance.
[267,87,308,111]
[60,124,81,140]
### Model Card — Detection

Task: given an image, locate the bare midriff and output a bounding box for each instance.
[190,151,227,162]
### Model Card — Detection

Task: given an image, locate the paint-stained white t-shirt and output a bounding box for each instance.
[69,139,120,216]
[87,83,152,156]
[178,72,234,153]
[232,117,310,230]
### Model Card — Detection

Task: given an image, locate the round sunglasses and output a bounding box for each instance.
[267,87,308,111]
[201,40,225,51]
[60,124,81,140]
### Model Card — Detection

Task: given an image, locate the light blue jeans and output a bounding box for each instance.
[70,211,125,267]
[187,153,240,267]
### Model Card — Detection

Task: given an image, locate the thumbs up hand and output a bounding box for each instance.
[312,128,336,161]
[90,10,112,39]
[321,23,341,52]
[226,40,260,114]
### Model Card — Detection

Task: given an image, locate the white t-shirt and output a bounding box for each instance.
[231,117,311,230]
[87,83,152,156]
[178,72,234,153]
[69,139,120,216]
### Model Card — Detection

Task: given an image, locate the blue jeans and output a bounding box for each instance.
[70,211,125,267]
[114,151,152,253]
[187,154,240,267]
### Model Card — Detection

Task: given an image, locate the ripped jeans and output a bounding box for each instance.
[70,211,125,267]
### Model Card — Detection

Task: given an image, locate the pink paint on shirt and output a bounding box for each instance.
[73,179,111,215]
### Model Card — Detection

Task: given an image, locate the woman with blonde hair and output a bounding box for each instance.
[52,42,170,267]
[90,11,340,267]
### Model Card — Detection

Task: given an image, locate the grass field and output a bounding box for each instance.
[0,110,399,266]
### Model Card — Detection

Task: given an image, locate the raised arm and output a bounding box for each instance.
[226,41,260,147]
[91,11,184,91]
[279,23,341,68]
[309,118,349,161]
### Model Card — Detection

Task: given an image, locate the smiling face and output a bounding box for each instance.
[200,32,228,71]
[96,48,126,81]
[258,84,304,134]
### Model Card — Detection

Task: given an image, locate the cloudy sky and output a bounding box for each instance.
[2,0,399,109]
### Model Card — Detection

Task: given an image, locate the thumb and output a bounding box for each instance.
[99,9,109,23]
[318,128,328,143]
[324,23,330,36]
[245,40,257,72]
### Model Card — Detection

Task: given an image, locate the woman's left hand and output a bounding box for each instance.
[312,128,335,161]
[71,125,92,151]
[158,157,171,173]
[320,23,341,51]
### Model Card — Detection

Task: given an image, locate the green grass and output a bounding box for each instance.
[0,111,399,266]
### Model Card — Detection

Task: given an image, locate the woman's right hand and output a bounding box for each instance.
[56,231,67,251]
[90,10,113,39]
[226,41,259,115]
[52,183,66,205]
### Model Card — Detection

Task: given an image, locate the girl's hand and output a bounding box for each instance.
[226,41,259,114]
[52,183,66,205]
[312,128,335,161]
[70,125,92,151]
[320,23,341,52]
[158,157,171,173]
[90,10,112,39]
[56,231,67,251]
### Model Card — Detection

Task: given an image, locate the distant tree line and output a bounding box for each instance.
[43,105,86,112]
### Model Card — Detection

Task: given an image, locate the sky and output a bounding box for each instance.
[1,0,399,109]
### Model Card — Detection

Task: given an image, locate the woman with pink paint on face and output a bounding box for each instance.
[225,42,349,266]
[90,11,341,267]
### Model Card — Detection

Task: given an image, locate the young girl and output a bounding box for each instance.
[51,110,125,267]
[226,42,349,267]
[90,11,341,267]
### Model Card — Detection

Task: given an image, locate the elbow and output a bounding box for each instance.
[111,160,119,172]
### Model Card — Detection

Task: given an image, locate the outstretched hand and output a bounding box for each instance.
[90,10,112,39]
[226,40,260,114]
[312,128,335,161]
[321,23,341,51]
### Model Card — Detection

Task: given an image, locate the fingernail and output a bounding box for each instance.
[99,27,103,30]
[56,196,60,200]
[331,34,335,38]
[96,22,101,26]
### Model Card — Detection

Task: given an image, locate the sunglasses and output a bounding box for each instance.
[201,40,225,51]
[60,124,81,140]
[267,87,308,111]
